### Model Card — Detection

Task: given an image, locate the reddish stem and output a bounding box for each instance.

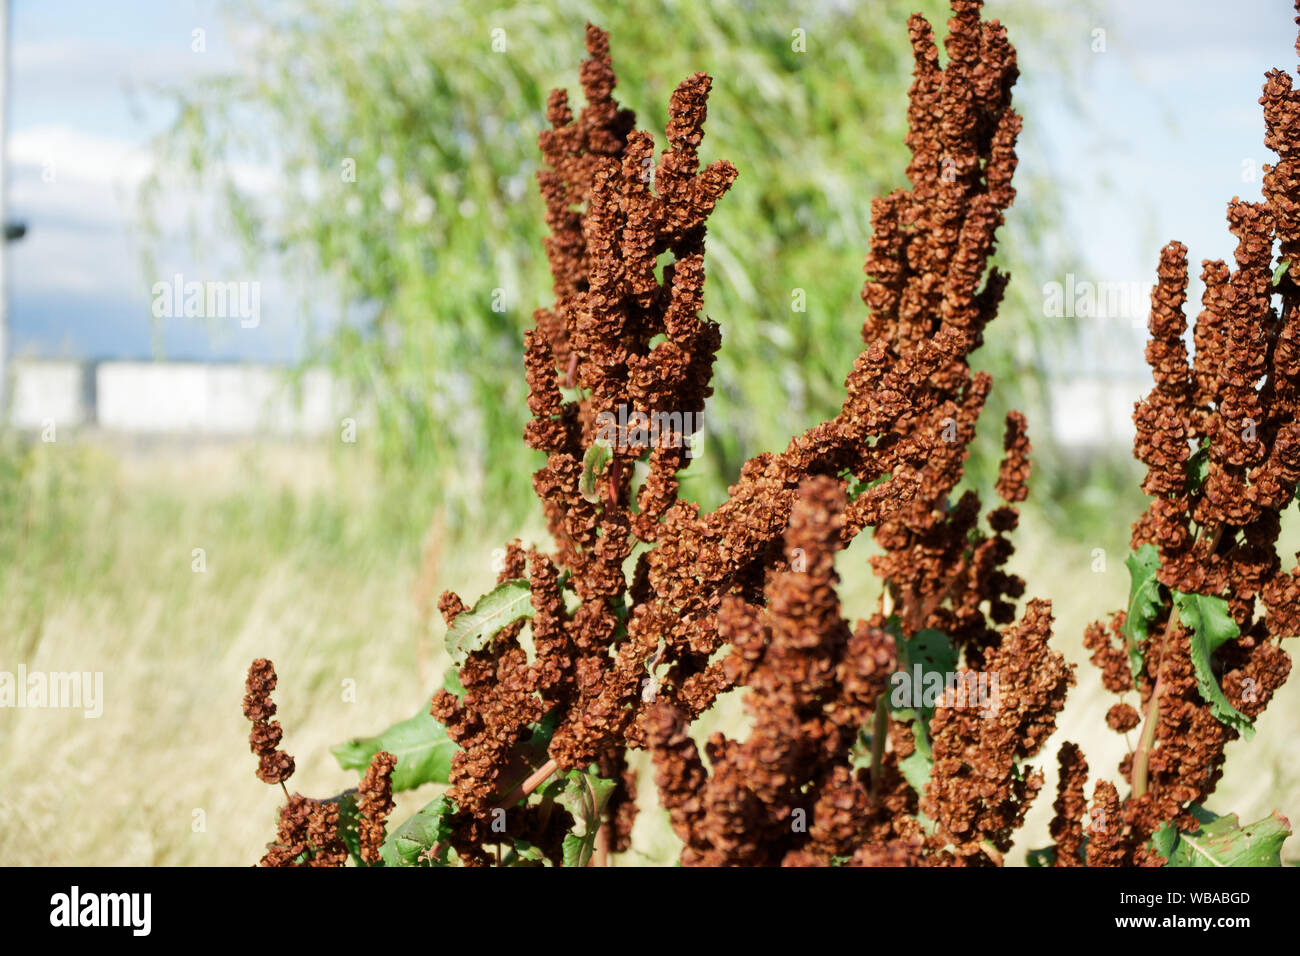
[496,758,559,809]
[592,822,610,867]
[1132,674,1164,798]
[607,458,622,510]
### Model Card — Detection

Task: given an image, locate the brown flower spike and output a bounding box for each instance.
[1060,0,1300,866]
[244,0,1296,868]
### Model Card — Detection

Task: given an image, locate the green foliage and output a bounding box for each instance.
[143,0,1081,523]
[881,619,950,832]
[1153,808,1290,867]
[445,578,536,665]
[332,792,366,866]
[1025,846,1056,867]
[441,665,466,701]
[1122,544,1163,680]
[553,768,617,868]
[1171,589,1252,739]
[502,839,548,866]
[1116,546,1253,737]
[897,719,934,806]
[579,439,612,504]
[380,795,458,867]
[886,620,958,721]
[331,706,458,790]
[1186,438,1211,494]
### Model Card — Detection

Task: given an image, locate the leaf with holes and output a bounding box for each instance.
[445,578,535,665]
[885,620,958,722]
[380,795,458,867]
[1155,809,1290,867]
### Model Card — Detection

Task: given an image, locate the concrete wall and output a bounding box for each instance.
[6,357,1145,449]
[1049,379,1142,451]
[7,359,352,436]
[9,359,92,430]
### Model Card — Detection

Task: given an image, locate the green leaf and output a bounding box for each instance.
[886,621,958,722]
[1171,590,1252,739]
[1273,259,1291,286]
[556,768,617,868]
[896,718,933,796]
[445,578,535,665]
[1186,437,1211,494]
[442,665,466,700]
[503,838,549,866]
[331,705,458,791]
[579,439,612,504]
[330,791,365,866]
[380,795,457,867]
[1157,809,1290,867]
[1123,544,1163,680]
[1026,846,1056,867]
[881,619,947,835]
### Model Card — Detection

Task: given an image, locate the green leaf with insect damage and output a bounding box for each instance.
[556,767,616,868]
[1171,589,1252,739]
[885,619,958,723]
[1123,544,1163,680]
[1154,808,1290,867]
[445,578,535,665]
[380,795,457,867]
[579,439,612,503]
[331,705,458,791]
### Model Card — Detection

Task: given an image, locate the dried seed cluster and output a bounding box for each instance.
[1053,3,1300,865]
[242,0,1296,868]
[426,0,1064,867]
[243,659,395,868]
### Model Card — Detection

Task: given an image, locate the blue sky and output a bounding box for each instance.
[5,0,1299,365]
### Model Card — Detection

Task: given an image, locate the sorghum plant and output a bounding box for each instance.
[242,0,1295,867]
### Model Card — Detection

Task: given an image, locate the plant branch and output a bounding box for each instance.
[1131,672,1164,798]
[869,696,888,805]
[495,758,559,809]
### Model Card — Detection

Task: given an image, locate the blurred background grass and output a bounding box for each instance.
[1,0,1296,864]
